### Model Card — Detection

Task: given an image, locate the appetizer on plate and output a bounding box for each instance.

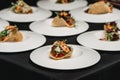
[52,11,75,28]
[0,25,23,42]
[50,40,73,60]
[11,0,32,14]
[56,0,74,4]
[86,1,112,14]
[100,22,119,41]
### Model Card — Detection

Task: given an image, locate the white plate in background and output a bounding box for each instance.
[77,30,120,51]
[29,18,89,37]
[0,7,52,22]
[70,7,120,23]
[0,19,9,31]
[37,0,88,11]
[0,31,46,52]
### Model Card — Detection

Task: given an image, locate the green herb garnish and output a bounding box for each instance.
[0,30,8,38]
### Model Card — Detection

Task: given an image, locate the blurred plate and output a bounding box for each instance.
[70,7,120,23]
[0,7,52,22]
[30,45,100,70]
[29,18,89,37]
[0,19,9,31]
[77,30,120,51]
[0,31,46,52]
[37,0,88,11]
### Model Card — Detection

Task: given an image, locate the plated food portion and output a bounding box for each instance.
[70,1,120,23]
[0,0,52,22]
[0,25,46,53]
[30,41,100,70]
[29,14,89,36]
[0,25,23,42]
[56,0,74,4]
[11,0,32,14]
[100,22,119,41]
[52,11,75,28]
[86,1,112,14]
[50,40,72,60]
[77,22,120,51]
[37,0,88,11]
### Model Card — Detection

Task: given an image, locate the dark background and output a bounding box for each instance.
[0,0,120,80]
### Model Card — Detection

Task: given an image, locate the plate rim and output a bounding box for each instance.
[37,0,88,11]
[70,7,120,23]
[0,30,46,53]
[30,44,101,70]
[0,19,9,27]
[0,6,52,22]
[77,30,120,51]
[29,18,89,37]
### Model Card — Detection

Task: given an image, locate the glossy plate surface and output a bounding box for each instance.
[77,30,120,51]
[37,0,88,11]
[70,7,120,23]
[0,19,9,30]
[30,45,100,70]
[29,18,89,37]
[0,7,52,22]
[0,31,46,52]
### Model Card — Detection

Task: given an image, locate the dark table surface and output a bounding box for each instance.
[0,0,120,80]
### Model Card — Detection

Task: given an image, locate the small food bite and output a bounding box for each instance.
[11,0,32,14]
[50,40,72,60]
[0,25,23,42]
[56,0,74,4]
[52,11,75,28]
[100,22,119,41]
[86,1,113,14]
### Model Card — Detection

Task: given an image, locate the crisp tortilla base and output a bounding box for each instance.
[3,31,23,42]
[49,49,72,60]
[88,1,112,14]
[52,16,75,28]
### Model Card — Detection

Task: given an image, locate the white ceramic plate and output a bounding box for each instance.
[0,19,9,31]
[70,7,120,23]
[30,45,100,70]
[0,7,52,22]
[116,20,120,27]
[29,18,89,37]
[37,0,88,11]
[0,31,46,53]
[77,30,120,51]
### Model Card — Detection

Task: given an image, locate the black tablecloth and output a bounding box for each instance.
[0,0,120,80]
[0,22,120,80]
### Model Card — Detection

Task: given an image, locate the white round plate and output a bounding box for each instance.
[116,20,120,27]
[70,7,120,23]
[0,31,46,53]
[0,19,9,31]
[30,45,100,70]
[0,7,52,22]
[29,18,89,37]
[37,0,88,11]
[77,30,120,51]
